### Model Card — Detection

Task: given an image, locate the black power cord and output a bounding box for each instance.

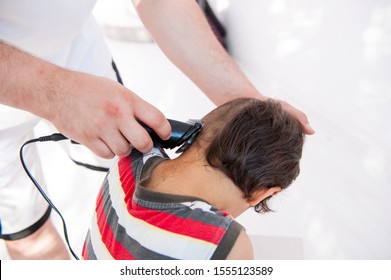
[19,133,80,260]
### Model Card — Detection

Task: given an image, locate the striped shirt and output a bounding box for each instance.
[82,148,243,260]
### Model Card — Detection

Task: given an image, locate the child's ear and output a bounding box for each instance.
[247,186,282,207]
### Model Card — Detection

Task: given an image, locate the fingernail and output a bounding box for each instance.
[164,132,172,140]
[306,123,315,134]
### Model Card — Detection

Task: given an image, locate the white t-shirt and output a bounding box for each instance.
[0,0,114,129]
[0,0,96,58]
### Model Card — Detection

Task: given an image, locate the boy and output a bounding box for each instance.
[82,98,305,260]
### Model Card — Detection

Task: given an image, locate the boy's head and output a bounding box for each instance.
[188,98,305,213]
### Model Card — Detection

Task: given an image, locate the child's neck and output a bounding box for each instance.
[142,153,249,218]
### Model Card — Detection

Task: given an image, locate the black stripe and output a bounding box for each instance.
[70,158,109,172]
[0,207,51,240]
[211,221,243,260]
[112,60,123,85]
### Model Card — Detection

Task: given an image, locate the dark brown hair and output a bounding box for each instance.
[199,98,305,213]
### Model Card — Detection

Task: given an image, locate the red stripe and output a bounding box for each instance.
[129,203,227,245]
[81,241,88,260]
[118,156,136,204]
[95,187,135,260]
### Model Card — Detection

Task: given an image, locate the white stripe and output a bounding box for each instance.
[107,164,217,259]
[181,201,215,213]
[89,213,114,260]
[107,163,128,212]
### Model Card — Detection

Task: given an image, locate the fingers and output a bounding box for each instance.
[53,73,171,158]
[296,111,315,135]
[116,97,171,154]
[101,130,132,158]
[89,123,161,158]
[133,100,172,140]
[87,131,133,159]
[279,100,315,135]
[120,119,153,153]
[87,138,115,159]
[85,128,139,159]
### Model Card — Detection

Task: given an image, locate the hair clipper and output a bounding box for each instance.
[140,119,203,153]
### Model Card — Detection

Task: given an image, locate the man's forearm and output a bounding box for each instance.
[0,40,173,156]
[0,40,61,120]
[132,0,262,105]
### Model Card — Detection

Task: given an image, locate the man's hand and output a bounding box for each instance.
[274,99,315,135]
[49,69,172,158]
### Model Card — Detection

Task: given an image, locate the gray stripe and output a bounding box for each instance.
[84,230,97,260]
[129,149,145,183]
